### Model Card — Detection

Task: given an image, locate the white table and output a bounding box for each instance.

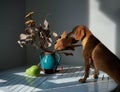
[0,65,117,92]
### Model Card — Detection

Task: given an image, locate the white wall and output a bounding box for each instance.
[1,0,120,71]
[89,0,120,57]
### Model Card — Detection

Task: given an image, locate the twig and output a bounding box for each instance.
[62,44,82,51]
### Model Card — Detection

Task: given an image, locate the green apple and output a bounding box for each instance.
[25,65,40,77]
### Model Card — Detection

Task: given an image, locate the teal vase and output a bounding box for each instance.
[40,51,61,74]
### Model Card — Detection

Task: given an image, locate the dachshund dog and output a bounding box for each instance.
[54,25,120,85]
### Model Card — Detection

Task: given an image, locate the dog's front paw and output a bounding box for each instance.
[79,78,86,83]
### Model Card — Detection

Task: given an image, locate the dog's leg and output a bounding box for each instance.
[89,58,99,79]
[92,68,99,79]
[79,58,90,83]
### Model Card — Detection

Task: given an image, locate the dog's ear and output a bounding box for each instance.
[75,29,85,40]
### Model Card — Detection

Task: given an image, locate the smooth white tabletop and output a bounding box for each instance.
[0,65,117,92]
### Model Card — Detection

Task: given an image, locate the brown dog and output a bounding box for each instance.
[54,25,120,85]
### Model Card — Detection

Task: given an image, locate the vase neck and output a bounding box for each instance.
[44,51,53,55]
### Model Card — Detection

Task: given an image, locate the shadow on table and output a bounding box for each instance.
[111,85,120,92]
[0,66,118,92]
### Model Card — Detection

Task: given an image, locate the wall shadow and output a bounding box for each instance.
[97,0,120,57]
[0,0,26,71]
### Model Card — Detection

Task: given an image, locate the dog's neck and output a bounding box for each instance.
[81,32,92,49]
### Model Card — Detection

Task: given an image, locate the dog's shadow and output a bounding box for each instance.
[111,85,120,92]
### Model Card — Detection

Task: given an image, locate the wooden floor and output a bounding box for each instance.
[0,65,117,92]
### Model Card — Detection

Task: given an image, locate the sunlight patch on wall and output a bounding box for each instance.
[89,0,116,54]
